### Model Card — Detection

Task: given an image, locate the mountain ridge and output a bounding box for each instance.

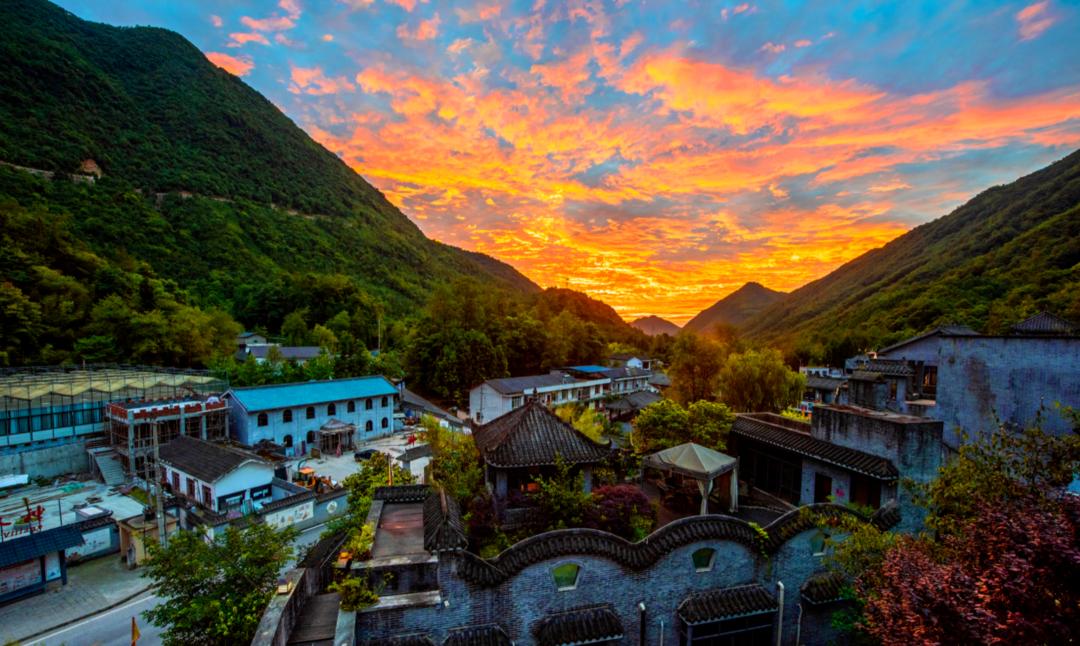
[683,282,787,334]
[631,315,681,336]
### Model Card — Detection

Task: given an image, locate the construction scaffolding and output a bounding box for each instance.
[0,365,227,448]
[105,397,229,477]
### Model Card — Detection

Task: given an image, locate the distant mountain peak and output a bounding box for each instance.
[683,282,787,334]
[631,315,681,336]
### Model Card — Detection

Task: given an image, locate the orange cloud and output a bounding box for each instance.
[397,13,441,42]
[1017,1,1055,41]
[228,32,270,47]
[290,65,357,94]
[241,15,296,31]
[455,1,503,24]
[210,14,223,28]
[205,51,254,76]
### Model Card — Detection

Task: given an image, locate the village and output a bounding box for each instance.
[0,313,1076,645]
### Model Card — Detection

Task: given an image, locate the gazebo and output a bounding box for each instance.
[318,418,356,455]
[642,442,739,515]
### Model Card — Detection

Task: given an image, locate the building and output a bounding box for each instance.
[244,345,325,365]
[801,375,845,411]
[116,512,179,568]
[608,354,657,371]
[0,366,226,479]
[158,435,276,515]
[0,525,84,603]
[225,376,398,454]
[731,407,943,532]
[236,331,268,351]
[469,371,610,424]
[399,386,463,430]
[101,396,228,482]
[472,399,610,499]
[343,486,899,645]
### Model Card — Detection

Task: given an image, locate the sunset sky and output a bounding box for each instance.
[57,0,1080,324]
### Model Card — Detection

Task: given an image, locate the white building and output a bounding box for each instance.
[158,435,276,514]
[469,371,611,424]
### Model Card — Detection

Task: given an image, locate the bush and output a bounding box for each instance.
[585,484,656,541]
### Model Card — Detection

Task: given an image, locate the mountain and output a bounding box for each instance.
[533,288,644,342]
[631,315,681,336]
[740,149,1080,348]
[0,0,539,365]
[684,282,787,334]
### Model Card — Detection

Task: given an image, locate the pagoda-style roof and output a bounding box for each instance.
[472,399,610,468]
[1009,311,1076,335]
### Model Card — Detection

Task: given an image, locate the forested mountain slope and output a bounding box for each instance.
[0,0,538,365]
[684,282,786,334]
[741,149,1080,349]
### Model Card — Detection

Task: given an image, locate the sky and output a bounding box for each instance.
[56,0,1080,325]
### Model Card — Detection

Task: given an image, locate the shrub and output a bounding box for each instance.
[585,484,656,540]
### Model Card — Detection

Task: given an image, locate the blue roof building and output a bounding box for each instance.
[0,524,84,603]
[225,376,398,455]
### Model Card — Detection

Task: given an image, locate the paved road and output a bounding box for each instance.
[27,592,163,646]
[25,522,329,646]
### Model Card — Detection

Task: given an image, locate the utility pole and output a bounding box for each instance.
[151,421,167,548]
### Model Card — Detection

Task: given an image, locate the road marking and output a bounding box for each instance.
[28,593,158,645]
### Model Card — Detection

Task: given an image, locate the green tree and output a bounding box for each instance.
[668,332,727,405]
[717,348,805,412]
[686,400,735,449]
[281,309,310,346]
[424,415,484,504]
[530,456,592,530]
[142,523,297,646]
[631,399,690,452]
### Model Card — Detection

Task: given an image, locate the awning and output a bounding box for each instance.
[534,605,624,646]
[319,418,355,434]
[0,525,85,568]
[678,584,778,625]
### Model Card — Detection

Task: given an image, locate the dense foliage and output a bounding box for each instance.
[142,522,297,646]
[826,414,1080,644]
[716,348,805,413]
[741,149,1080,351]
[631,399,735,452]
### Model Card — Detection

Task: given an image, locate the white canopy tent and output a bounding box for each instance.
[642,442,739,515]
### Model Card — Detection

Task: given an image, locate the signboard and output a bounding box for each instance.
[0,559,41,595]
[263,500,314,530]
[68,527,112,561]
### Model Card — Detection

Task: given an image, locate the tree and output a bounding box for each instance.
[717,348,805,412]
[686,400,735,450]
[281,309,310,346]
[424,415,484,505]
[631,399,690,452]
[530,456,592,531]
[668,332,727,405]
[555,404,615,444]
[142,522,297,646]
[584,484,656,541]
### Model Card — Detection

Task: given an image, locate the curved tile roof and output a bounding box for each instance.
[472,399,610,468]
[533,605,623,646]
[677,584,777,624]
[443,624,511,646]
[453,502,899,587]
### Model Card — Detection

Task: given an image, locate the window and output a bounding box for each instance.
[365,399,373,410]
[202,485,213,507]
[850,474,881,509]
[551,563,580,590]
[283,434,293,448]
[365,420,374,432]
[692,548,715,572]
[283,409,293,423]
[306,406,315,419]
[328,403,337,416]
[257,413,268,427]
[186,478,195,498]
[306,430,316,444]
[888,379,898,401]
[381,396,389,407]
[678,611,775,646]
[171,472,180,492]
[347,401,356,413]
[381,417,389,429]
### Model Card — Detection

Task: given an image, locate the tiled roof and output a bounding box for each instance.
[373,484,431,504]
[732,414,899,480]
[648,372,671,387]
[246,345,324,361]
[423,489,468,552]
[398,444,433,462]
[472,399,610,468]
[455,501,900,587]
[158,435,271,483]
[484,373,573,395]
[801,571,849,605]
[401,387,454,421]
[1010,312,1076,335]
[0,525,84,568]
[358,635,435,646]
[605,390,661,413]
[877,324,978,354]
[677,584,777,624]
[227,376,397,413]
[600,367,650,380]
[865,360,914,377]
[849,370,883,382]
[298,530,348,569]
[443,624,511,646]
[533,605,624,646]
[805,375,845,391]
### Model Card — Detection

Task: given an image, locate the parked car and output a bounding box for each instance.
[354,448,379,461]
